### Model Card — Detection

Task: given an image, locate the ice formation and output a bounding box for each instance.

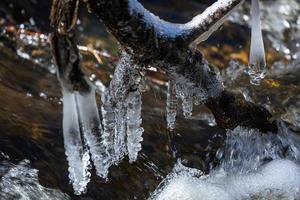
[56,50,145,194]
[126,91,144,163]
[0,160,70,200]
[100,52,144,165]
[166,80,177,129]
[61,87,92,195]
[150,123,300,200]
[76,87,111,179]
[247,0,266,85]
[101,90,144,165]
[165,61,223,128]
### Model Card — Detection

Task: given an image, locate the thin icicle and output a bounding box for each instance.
[101,91,116,163]
[166,80,178,130]
[182,97,193,119]
[113,104,128,164]
[76,87,111,178]
[248,0,266,86]
[61,87,91,195]
[126,91,144,163]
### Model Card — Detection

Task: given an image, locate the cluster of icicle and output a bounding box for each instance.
[59,53,143,195]
[166,61,223,130]
[247,0,267,85]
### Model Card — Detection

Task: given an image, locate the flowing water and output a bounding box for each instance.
[0,0,300,199]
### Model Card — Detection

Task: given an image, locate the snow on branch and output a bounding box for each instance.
[87,0,243,50]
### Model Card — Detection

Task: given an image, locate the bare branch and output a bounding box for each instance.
[49,31,90,93]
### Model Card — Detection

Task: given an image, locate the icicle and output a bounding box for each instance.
[113,104,128,164]
[182,97,193,118]
[248,0,266,86]
[61,87,91,195]
[76,87,111,178]
[101,91,116,163]
[166,80,178,130]
[126,91,144,163]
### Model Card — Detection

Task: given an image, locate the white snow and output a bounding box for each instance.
[128,0,244,43]
[152,159,300,200]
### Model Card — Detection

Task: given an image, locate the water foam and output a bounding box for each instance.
[151,123,300,200]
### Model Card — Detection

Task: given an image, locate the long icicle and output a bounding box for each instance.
[101,92,116,164]
[248,0,266,86]
[166,80,178,130]
[61,87,91,195]
[126,90,144,163]
[76,87,111,178]
[113,103,128,164]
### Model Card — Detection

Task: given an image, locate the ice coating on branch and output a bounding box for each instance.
[151,123,300,200]
[126,91,144,163]
[61,87,91,195]
[166,80,177,129]
[247,0,266,85]
[107,52,140,103]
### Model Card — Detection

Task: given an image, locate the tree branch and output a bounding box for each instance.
[86,0,243,53]
[81,0,277,133]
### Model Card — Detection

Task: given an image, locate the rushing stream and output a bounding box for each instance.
[0,0,300,199]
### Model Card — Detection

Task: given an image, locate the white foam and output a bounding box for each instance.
[151,124,300,200]
[152,159,300,200]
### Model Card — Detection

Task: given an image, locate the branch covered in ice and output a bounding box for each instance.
[84,0,277,133]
